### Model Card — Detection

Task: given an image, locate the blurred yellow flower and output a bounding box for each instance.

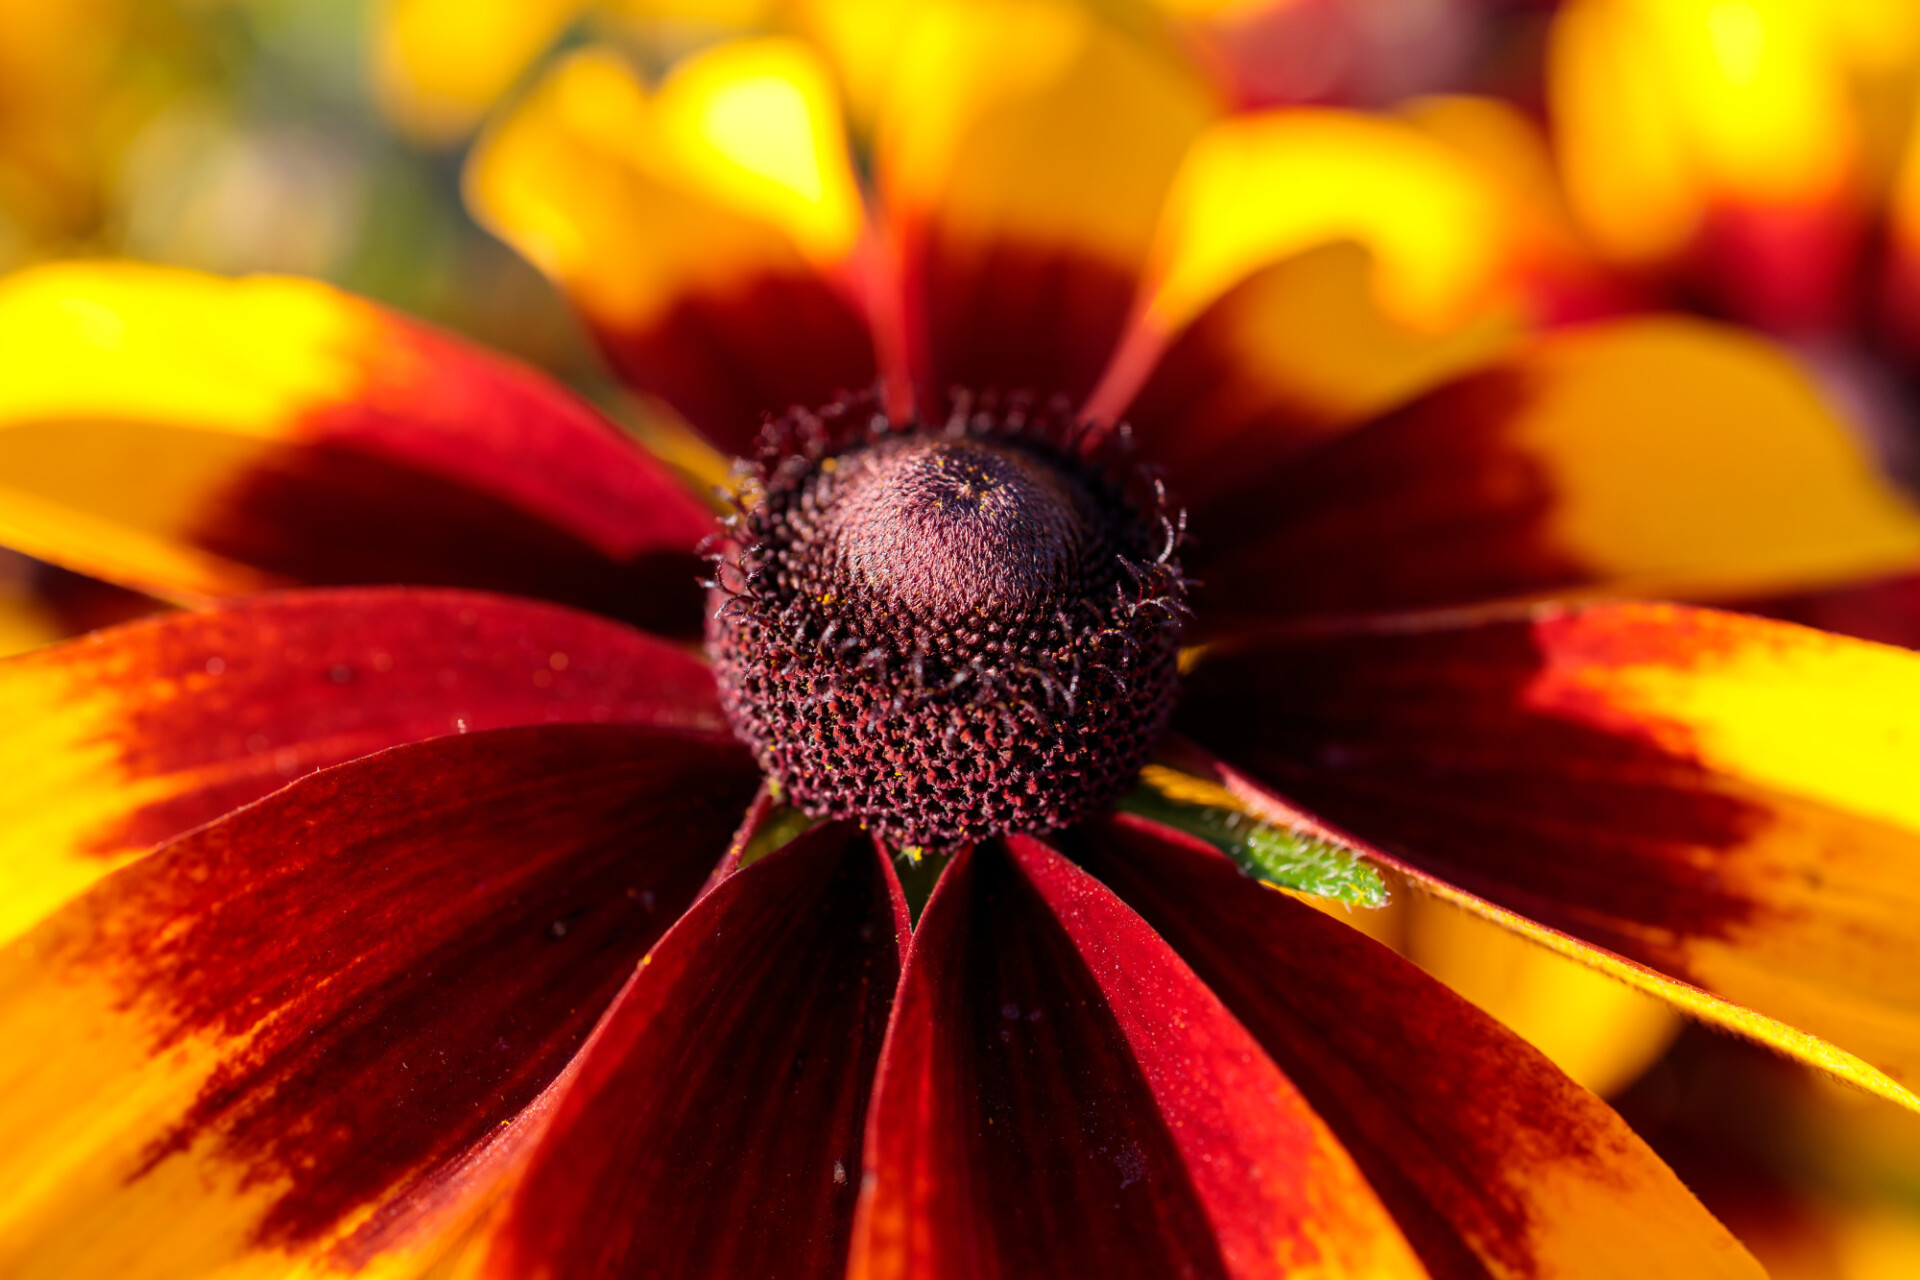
[368,0,880,144]
[1,0,132,261]
[1528,0,1920,336]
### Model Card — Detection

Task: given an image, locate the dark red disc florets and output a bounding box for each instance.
[705,393,1188,848]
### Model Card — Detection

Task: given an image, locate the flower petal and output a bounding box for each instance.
[1075,814,1764,1280]
[849,838,1426,1280]
[0,262,714,629]
[1190,317,1920,629]
[371,0,586,144]
[0,723,760,1279]
[466,40,878,454]
[1547,0,1863,330]
[1737,566,1920,650]
[0,587,721,947]
[1181,601,1920,1099]
[1137,108,1519,351]
[1398,892,1683,1099]
[877,0,1214,409]
[1111,241,1517,510]
[481,822,905,1279]
[0,579,61,658]
[1395,94,1643,326]
[1090,106,1538,505]
[1175,739,1920,1117]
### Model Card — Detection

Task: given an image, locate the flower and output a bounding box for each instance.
[370,0,906,145]
[1395,0,1920,674]
[368,0,1508,146]
[1539,0,1915,339]
[0,0,226,270]
[0,0,136,259]
[3,5,1920,1277]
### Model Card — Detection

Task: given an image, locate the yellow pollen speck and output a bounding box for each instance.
[820,456,838,473]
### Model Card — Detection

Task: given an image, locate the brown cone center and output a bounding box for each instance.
[828,437,1086,616]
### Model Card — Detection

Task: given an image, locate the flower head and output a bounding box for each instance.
[710,395,1187,845]
[2,5,1920,1278]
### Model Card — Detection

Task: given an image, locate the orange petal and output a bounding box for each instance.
[371,0,586,144]
[1115,241,1518,510]
[876,0,1215,408]
[1190,316,1920,629]
[1395,872,1920,1116]
[1078,814,1764,1279]
[1097,105,1542,499]
[466,40,878,453]
[792,0,927,132]
[0,559,61,657]
[1546,0,1867,329]
[1137,108,1519,344]
[0,1,151,245]
[0,723,759,1279]
[1181,602,1920,1106]
[1395,93,1645,324]
[0,587,723,948]
[0,261,715,630]
[1399,893,1683,1099]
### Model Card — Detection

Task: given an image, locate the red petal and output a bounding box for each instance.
[850,838,1423,1280]
[907,236,1136,415]
[214,309,716,631]
[1180,602,1920,1094]
[482,823,906,1280]
[0,264,715,632]
[1737,566,1920,649]
[0,723,760,1275]
[1117,244,1513,510]
[0,587,724,944]
[877,3,1212,411]
[598,274,880,459]
[1075,814,1764,1280]
[1182,319,1920,630]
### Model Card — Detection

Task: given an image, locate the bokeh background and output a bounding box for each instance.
[5,2,1919,1274]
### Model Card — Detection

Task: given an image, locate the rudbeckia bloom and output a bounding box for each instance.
[366,0,1489,147]
[1542,0,1911,337]
[1411,0,1920,652]
[7,6,1920,1277]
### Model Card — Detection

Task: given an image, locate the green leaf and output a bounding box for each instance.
[1119,773,1390,908]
